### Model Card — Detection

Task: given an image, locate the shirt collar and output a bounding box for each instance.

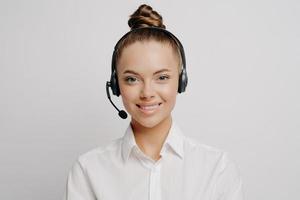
[121,121,184,163]
[121,124,137,163]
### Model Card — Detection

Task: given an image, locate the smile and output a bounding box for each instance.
[136,103,162,114]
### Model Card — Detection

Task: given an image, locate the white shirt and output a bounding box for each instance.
[63,121,243,200]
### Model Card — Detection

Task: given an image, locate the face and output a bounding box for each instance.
[117,40,180,129]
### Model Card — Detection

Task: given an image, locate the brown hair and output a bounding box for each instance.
[115,4,182,70]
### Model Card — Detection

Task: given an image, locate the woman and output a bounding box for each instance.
[63,4,243,200]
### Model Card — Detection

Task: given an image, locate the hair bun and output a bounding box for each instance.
[128,4,166,30]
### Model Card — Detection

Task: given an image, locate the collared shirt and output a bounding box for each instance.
[63,121,243,200]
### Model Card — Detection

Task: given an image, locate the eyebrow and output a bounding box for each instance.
[122,68,171,75]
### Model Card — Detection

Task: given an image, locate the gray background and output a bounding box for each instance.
[1,0,299,199]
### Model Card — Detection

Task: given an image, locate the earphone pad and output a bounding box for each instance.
[178,69,188,93]
[110,71,120,96]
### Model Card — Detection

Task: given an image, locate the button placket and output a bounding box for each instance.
[149,163,162,200]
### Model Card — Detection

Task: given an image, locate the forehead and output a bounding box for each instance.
[117,40,180,74]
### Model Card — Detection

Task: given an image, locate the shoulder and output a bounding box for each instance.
[183,136,235,171]
[76,138,123,169]
[184,135,225,156]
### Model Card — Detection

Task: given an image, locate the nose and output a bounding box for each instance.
[140,80,155,100]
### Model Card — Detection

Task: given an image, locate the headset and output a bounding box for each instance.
[106,27,188,119]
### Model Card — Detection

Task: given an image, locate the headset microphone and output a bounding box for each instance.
[106,81,128,119]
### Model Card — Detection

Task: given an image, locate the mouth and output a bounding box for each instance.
[136,103,162,114]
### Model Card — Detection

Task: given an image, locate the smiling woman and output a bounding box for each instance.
[62,4,244,200]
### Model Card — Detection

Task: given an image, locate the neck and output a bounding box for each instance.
[130,116,173,161]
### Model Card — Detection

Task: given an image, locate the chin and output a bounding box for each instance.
[137,120,160,129]
[131,115,171,129]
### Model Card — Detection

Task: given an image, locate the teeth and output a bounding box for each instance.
[139,104,160,110]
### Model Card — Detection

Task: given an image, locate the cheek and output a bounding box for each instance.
[165,89,177,106]
[119,85,139,109]
[160,82,178,105]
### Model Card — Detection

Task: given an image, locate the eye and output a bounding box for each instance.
[158,75,170,81]
[124,76,138,84]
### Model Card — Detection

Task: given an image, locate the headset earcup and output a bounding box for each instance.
[110,71,121,96]
[178,68,188,93]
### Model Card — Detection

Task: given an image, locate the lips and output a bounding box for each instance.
[136,103,162,112]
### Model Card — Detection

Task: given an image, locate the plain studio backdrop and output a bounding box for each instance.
[1,0,299,199]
